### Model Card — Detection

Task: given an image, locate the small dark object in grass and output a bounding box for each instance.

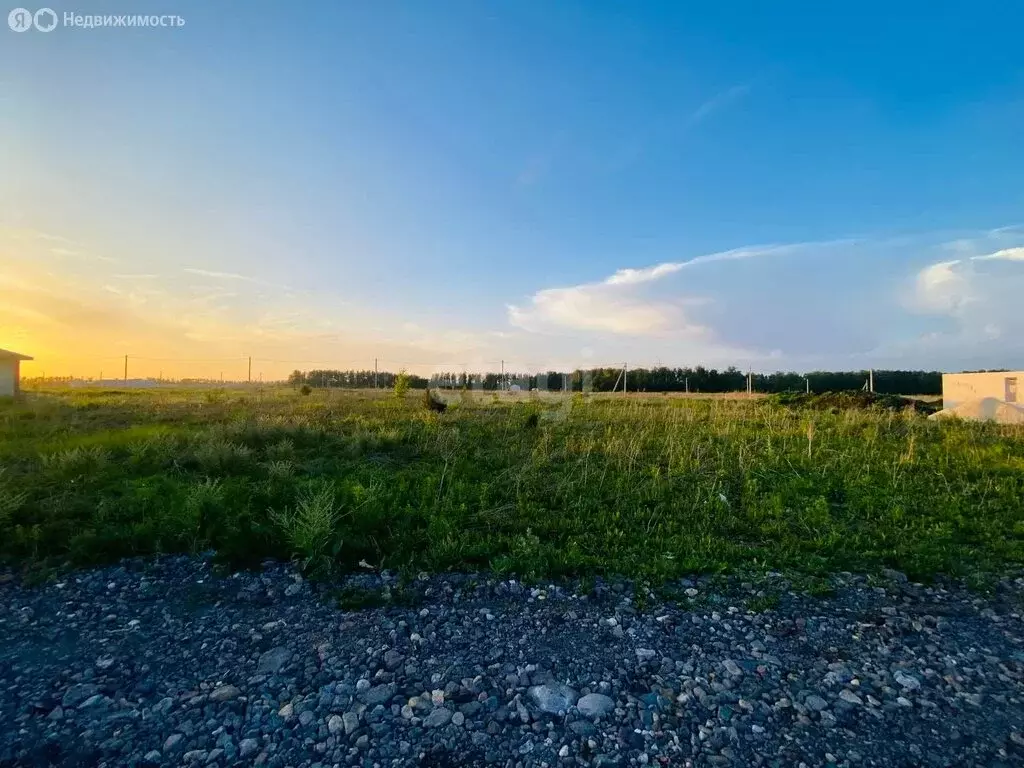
[524,412,539,428]
[424,389,447,413]
[767,390,938,415]
[300,385,312,396]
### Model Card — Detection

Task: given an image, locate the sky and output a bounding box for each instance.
[2,1,1023,379]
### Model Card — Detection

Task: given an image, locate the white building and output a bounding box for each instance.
[0,348,33,397]
[942,370,1021,409]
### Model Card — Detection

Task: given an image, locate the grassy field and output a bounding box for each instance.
[0,387,1021,584]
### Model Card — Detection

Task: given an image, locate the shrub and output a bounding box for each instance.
[270,482,341,576]
[300,384,312,396]
[0,468,27,525]
[394,369,411,399]
[192,438,253,473]
[40,445,111,475]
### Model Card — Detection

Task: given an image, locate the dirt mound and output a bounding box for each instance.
[929,397,1024,424]
[769,391,938,415]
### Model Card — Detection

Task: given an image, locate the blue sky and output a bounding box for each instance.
[3,1,1023,377]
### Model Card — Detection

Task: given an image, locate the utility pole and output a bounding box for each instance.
[623,363,628,394]
[374,358,378,389]
[124,355,128,382]
[501,360,505,391]
[805,377,810,394]
[685,376,689,394]
[869,369,874,393]
[248,357,252,383]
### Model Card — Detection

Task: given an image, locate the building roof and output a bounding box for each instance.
[947,370,1024,376]
[0,348,33,361]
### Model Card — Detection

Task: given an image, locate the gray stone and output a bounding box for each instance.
[894,671,921,690]
[164,734,185,751]
[355,734,369,749]
[361,682,396,706]
[210,685,241,702]
[298,709,315,726]
[881,568,908,583]
[576,693,615,719]
[46,705,64,721]
[569,720,597,736]
[239,739,259,758]
[451,711,465,726]
[327,714,345,734]
[839,689,863,705]
[257,646,293,674]
[78,694,108,709]
[528,682,578,714]
[143,751,162,763]
[635,648,657,662]
[384,649,404,670]
[805,694,828,712]
[182,750,207,763]
[62,683,99,708]
[423,707,453,728]
[343,711,360,735]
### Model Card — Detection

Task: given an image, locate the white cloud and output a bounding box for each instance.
[910,259,973,314]
[183,267,263,283]
[604,262,685,286]
[507,244,794,336]
[902,245,1024,366]
[508,285,704,336]
[972,246,1024,262]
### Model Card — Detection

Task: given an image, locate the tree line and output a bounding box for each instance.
[288,369,430,390]
[289,367,942,395]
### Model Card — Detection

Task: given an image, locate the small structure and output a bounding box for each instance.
[931,370,1024,424]
[0,348,33,397]
[942,371,1021,410]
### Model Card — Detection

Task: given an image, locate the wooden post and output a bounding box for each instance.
[248,356,252,383]
[124,355,128,382]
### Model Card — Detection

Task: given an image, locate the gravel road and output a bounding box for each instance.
[2,557,1023,768]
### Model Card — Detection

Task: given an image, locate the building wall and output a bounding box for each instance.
[942,371,1023,409]
[0,360,15,397]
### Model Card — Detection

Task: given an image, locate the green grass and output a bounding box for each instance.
[0,387,1022,583]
